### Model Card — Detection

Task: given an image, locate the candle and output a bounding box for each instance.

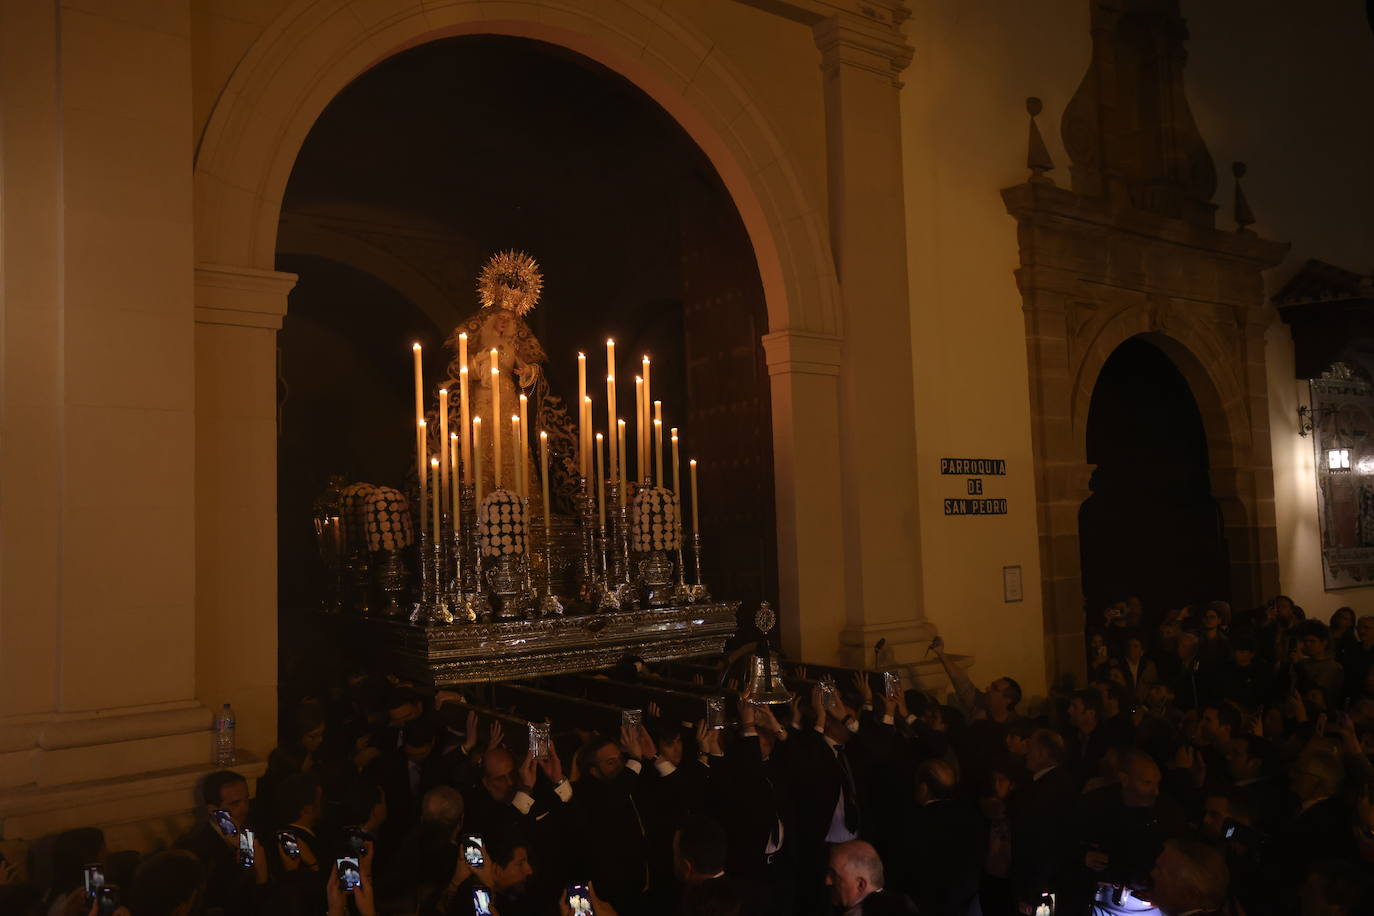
[412,342,424,427]
[635,376,644,484]
[606,371,618,484]
[439,388,450,526]
[417,419,428,536]
[511,415,523,500]
[430,457,441,541]
[473,417,484,505]
[582,396,593,482]
[539,431,551,534]
[606,340,617,483]
[596,432,606,529]
[690,459,700,532]
[617,419,628,506]
[670,427,680,494]
[459,366,472,485]
[450,432,461,530]
[654,401,663,485]
[577,352,587,478]
[642,355,651,481]
[490,350,502,488]
[519,393,530,502]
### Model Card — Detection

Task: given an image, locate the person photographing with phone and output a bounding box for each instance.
[173,770,269,915]
[424,827,534,916]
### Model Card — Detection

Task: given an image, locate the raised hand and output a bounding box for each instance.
[648,701,663,720]
[620,724,638,757]
[756,702,783,735]
[516,750,538,791]
[852,671,873,706]
[637,724,656,759]
[694,719,709,752]
[540,739,565,784]
[787,691,801,727]
[488,720,505,750]
[462,710,479,753]
[739,688,757,728]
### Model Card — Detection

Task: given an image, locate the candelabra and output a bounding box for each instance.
[411,531,452,624]
[344,546,371,614]
[687,531,710,603]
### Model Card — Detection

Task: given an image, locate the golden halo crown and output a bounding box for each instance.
[477,250,543,316]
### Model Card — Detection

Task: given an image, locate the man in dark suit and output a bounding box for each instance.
[1063,690,1110,787]
[1009,729,1078,910]
[671,814,773,916]
[368,719,448,854]
[897,759,982,916]
[1224,734,1282,830]
[571,729,655,915]
[174,770,269,916]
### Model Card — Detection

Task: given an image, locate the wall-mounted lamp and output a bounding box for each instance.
[1298,404,1336,436]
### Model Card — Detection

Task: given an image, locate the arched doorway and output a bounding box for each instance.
[274,35,778,694]
[1078,336,1230,619]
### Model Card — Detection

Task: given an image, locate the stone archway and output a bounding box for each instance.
[192,0,928,746]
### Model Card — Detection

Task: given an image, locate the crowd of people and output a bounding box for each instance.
[3,594,1374,916]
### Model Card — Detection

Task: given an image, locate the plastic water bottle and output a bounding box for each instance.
[213,703,237,765]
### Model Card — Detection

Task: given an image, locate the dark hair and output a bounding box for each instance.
[341,782,384,827]
[274,772,321,825]
[1006,718,1035,740]
[1297,619,1331,642]
[676,816,728,878]
[1230,631,1259,654]
[999,677,1023,708]
[1204,702,1242,736]
[402,719,437,748]
[291,701,325,743]
[265,744,309,780]
[386,686,422,712]
[1107,682,1132,711]
[1234,735,1279,778]
[904,689,932,719]
[484,825,529,869]
[201,770,247,807]
[1071,689,1103,719]
[127,850,205,916]
[50,827,106,895]
[1030,728,1067,766]
[681,877,742,916]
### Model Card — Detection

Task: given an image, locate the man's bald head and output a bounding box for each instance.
[421,785,464,827]
[826,840,884,908]
[916,758,957,803]
[1120,749,1161,807]
[482,746,517,803]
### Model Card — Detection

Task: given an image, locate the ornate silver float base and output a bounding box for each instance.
[638,550,677,607]
[376,549,407,615]
[348,600,739,684]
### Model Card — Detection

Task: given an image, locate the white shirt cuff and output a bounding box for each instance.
[625,758,643,774]
[905,714,918,726]
[882,714,895,726]
[553,779,573,803]
[846,718,860,733]
[654,759,678,777]
[511,791,535,815]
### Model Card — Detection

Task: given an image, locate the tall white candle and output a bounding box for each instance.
[596,432,606,529]
[606,340,617,484]
[519,393,530,502]
[539,431,551,535]
[439,388,450,526]
[473,417,484,505]
[430,457,441,542]
[490,350,502,489]
[511,415,522,500]
[690,459,700,532]
[670,428,681,494]
[642,355,651,481]
[417,419,428,536]
[606,372,618,485]
[459,365,472,485]
[617,420,628,507]
[450,432,461,531]
[577,352,587,478]
[582,396,593,483]
[635,376,644,485]
[654,401,663,485]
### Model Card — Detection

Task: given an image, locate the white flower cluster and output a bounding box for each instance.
[364,487,413,552]
[477,488,526,558]
[340,482,378,553]
[632,486,682,553]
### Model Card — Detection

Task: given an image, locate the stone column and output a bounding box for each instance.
[195,265,297,759]
[739,0,930,666]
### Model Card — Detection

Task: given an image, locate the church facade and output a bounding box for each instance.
[1,0,1371,845]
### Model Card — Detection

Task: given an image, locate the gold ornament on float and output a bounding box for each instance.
[477,250,543,316]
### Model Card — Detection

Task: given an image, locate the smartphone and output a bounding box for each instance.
[621,709,642,731]
[238,828,255,869]
[337,856,361,892]
[83,864,105,900]
[567,883,596,915]
[883,670,900,699]
[277,831,301,858]
[706,696,725,730]
[461,834,486,869]
[472,886,495,916]
[210,808,237,837]
[344,826,371,858]
[820,680,838,709]
[96,886,120,916]
[528,721,551,761]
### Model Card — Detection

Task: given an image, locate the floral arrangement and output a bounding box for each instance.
[632,485,682,553]
[477,488,526,558]
[340,482,378,553]
[364,487,413,552]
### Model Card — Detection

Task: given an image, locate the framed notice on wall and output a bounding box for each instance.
[1002,565,1024,603]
